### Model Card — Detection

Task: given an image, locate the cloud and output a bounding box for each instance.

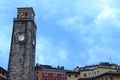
[0,27,12,70]
[35,0,120,67]
[36,36,69,66]
[1,0,120,70]
[57,49,68,60]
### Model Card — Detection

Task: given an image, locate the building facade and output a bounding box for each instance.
[75,63,120,80]
[78,66,116,78]
[0,67,7,80]
[34,63,120,80]
[76,63,120,80]
[35,64,67,80]
[66,70,80,80]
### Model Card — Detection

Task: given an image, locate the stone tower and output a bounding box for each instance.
[8,7,37,80]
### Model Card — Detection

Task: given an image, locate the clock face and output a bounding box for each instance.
[15,32,28,44]
[18,35,25,41]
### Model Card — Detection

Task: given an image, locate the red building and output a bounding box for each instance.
[35,64,67,80]
[0,67,7,80]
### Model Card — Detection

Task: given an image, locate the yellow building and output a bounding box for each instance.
[79,66,116,78]
[75,64,118,80]
[66,70,80,80]
[94,71,120,80]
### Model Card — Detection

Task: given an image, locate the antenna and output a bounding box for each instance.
[109,56,112,64]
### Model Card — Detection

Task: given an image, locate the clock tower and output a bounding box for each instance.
[8,7,37,80]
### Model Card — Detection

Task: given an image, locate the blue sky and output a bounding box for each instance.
[0,0,120,70]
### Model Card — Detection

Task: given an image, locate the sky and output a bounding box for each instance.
[1,0,120,70]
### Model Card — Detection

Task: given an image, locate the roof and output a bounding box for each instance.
[17,7,35,16]
[78,77,93,80]
[66,70,79,74]
[0,66,7,72]
[35,65,64,69]
[35,64,66,73]
[79,66,116,72]
[78,71,120,80]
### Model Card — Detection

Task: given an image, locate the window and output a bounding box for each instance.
[36,71,39,74]
[110,77,113,80]
[44,72,48,76]
[84,73,87,77]
[2,71,5,76]
[62,74,65,77]
[0,69,1,74]
[45,78,48,80]
[97,71,99,74]
[68,74,71,77]
[53,73,57,76]
[75,75,78,78]
[106,77,108,80]
[94,72,96,76]
[36,76,39,80]
[53,79,57,80]
[88,73,91,77]
[20,12,28,19]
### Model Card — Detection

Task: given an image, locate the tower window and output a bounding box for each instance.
[20,12,28,19]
